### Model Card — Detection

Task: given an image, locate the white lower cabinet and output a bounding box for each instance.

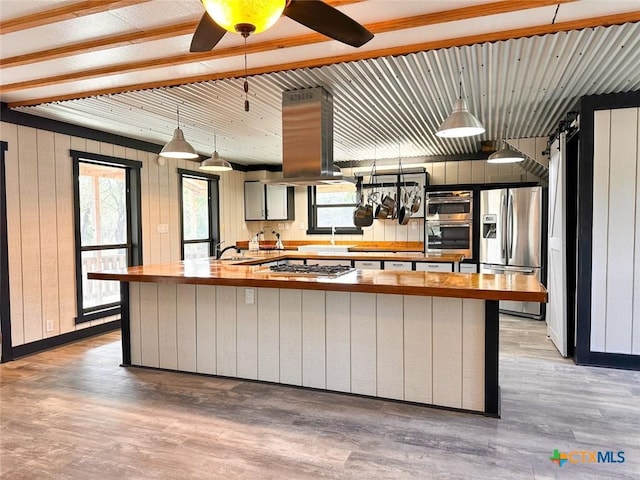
[354,260,381,270]
[459,263,478,274]
[310,259,352,267]
[384,261,412,271]
[415,262,453,273]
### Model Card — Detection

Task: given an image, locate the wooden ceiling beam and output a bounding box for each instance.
[1,0,569,69]
[8,11,639,109]
[0,0,364,68]
[0,0,153,34]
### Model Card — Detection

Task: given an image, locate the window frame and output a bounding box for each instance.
[306,182,363,235]
[72,150,142,324]
[178,168,220,260]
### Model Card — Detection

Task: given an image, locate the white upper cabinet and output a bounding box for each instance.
[244,181,294,221]
[244,181,266,221]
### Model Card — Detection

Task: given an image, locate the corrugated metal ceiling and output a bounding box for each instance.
[15,21,640,166]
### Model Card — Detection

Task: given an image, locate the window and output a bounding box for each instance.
[179,169,220,259]
[307,184,363,235]
[72,150,142,324]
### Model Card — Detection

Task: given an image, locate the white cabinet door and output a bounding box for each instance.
[415,262,453,273]
[354,260,381,270]
[266,185,288,220]
[459,263,477,274]
[244,181,265,220]
[384,261,412,271]
[311,259,351,267]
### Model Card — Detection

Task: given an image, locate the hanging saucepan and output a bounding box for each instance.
[410,187,422,214]
[398,188,411,225]
[390,193,398,220]
[353,202,374,227]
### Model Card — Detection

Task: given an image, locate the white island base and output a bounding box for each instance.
[125,283,494,415]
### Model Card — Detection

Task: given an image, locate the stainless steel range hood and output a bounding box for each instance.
[262,87,354,186]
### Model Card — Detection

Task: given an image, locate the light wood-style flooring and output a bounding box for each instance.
[1,316,639,479]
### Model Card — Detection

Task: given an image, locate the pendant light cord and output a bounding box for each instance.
[243,35,249,112]
[176,104,180,128]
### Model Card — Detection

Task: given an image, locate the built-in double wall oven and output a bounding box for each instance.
[425,190,473,259]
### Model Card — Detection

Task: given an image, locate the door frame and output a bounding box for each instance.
[1,141,13,363]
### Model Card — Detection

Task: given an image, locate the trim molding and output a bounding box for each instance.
[575,90,640,369]
[484,300,500,417]
[11,320,121,360]
[0,141,12,363]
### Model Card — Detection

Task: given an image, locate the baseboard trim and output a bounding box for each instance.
[9,320,121,361]
[577,351,640,371]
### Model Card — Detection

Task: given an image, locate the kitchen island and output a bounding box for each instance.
[89,256,546,417]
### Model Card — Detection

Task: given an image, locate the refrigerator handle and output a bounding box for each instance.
[507,191,514,261]
[500,194,507,262]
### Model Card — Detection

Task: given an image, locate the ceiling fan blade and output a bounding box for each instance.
[284,0,373,48]
[190,13,227,52]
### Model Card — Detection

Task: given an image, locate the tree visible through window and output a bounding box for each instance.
[72,150,142,325]
[179,169,220,259]
[307,184,363,235]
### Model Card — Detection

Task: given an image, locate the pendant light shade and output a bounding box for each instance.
[487,125,524,163]
[436,71,485,138]
[160,105,199,159]
[487,145,524,164]
[199,134,232,172]
[436,98,485,138]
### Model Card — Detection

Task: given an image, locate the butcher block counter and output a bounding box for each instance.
[89,258,546,417]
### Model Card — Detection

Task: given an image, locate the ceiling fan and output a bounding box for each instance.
[190,0,374,52]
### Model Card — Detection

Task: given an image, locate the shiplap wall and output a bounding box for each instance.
[242,150,542,244]
[591,108,640,355]
[0,121,243,347]
[129,282,487,412]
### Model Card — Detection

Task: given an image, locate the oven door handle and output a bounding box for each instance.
[428,223,471,228]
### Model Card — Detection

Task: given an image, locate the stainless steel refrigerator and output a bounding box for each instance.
[480,186,542,318]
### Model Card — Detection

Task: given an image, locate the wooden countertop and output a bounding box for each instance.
[231,251,464,264]
[89,259,546,302]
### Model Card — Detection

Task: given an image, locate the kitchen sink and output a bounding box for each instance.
[297,244,355,253]
[218,256,256,262]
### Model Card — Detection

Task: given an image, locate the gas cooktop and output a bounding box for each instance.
[266,263,355,277]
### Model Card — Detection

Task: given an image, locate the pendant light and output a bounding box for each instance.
[160,105,199,159]
[436,72,485,138]
[487,125,524,164]
[199,134,232,172]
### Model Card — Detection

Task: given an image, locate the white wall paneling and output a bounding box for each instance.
[236,287,258,380]
[403,295,432,404]
[279,289,302,385]
[376,294,404,400]
[215,285,237,377]
[195,285,216,374]
[590,110,610,352]
[176,284,197,372]
[432,297,463,408]
[325,291,351,393]
[129,282,142,365]
[301,290,326,389]
[257,287,280,382]
[128,286,488,412]
[591,108,640,354]
[157,283,178,370]
[350,292,377,396]
[461,299,485,411]
[139,282,159,368]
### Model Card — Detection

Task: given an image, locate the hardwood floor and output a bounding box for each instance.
[1,316,639,479]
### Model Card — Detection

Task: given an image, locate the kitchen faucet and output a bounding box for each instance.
[215,240,240,259]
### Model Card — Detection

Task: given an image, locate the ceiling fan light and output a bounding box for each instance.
[199,151,233,171]
[160,128,199,159]
[487,145,524,164]
[202,0,286,34]
[436,98,485,138]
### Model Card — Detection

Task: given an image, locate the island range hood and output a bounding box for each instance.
[262,87,355,186]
